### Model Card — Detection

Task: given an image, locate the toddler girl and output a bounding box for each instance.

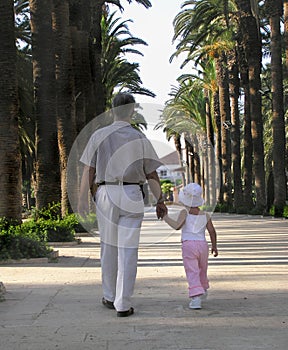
[163,183,218,309]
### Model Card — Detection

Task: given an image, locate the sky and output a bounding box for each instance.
[118,0,184,105]
[112,0,186,157]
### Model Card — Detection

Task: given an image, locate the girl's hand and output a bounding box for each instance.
[211,247,218,257]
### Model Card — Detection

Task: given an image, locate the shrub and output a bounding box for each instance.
[284,206,288,218]
[75,213,97,233]
[0,203,80,260]
[0,219,51,261]
[31,202,62,221]
[214,203,230,213]
[21,215,78,242]
[30,203,79,241]
[269,205,288,218]
[41,215,78,242]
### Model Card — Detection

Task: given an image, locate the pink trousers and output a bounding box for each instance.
[181,240,209,297]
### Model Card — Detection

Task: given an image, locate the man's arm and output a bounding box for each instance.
[78,165,96,217]
[146,170,168,219]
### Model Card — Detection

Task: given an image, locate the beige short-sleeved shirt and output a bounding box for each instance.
[80,121,162,183]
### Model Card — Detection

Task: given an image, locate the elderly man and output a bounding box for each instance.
[78,93,167,317]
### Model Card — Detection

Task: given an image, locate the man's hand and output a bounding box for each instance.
[156,202,168,219]
[78,165,95,218]
[77,199,89,218]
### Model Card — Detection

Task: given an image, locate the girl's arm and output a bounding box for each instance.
[206,217,218,257]
[163,209,187,230]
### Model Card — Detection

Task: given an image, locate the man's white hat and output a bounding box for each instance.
[178,183,205,207]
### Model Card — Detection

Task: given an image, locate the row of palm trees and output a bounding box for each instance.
[0,0,153,222]
[0,0,287,223]
[160,0,287,216]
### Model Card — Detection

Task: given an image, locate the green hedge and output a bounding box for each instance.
[0,203,80,261]
[20,216,77,242]
[31,202,78,242]
[269,205,288,218]
[0,218,51,261]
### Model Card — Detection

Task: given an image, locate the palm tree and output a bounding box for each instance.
[285,0,288,190]
[228,48,243,210]
[237,40,254,210]
[15,1,155,215]
[15,0,30,48]
[53,0,77,216]
[91,0,106,117]
[89,0,152,116]
[284,0,288,124]
[235,0,266,213]
[68,0,96,129]
[101,11,155,107]
[0,0,22,222]
[14,0,35,210]
[68,0,152,124]
[261,65,274,212]
[172,0,236,207]
[265,0,286,216]
[29,0,61,208]
[215,51,232,207]
[160,77,216,203]
[155,115,186,186]
[284,0,288,80]
[177,58,219,204]
[17,51,34,210]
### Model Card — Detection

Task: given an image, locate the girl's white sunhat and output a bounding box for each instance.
[178,182,205,207]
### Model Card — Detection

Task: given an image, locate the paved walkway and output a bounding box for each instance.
[0,206,287,350]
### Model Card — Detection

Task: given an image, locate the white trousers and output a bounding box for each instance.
[95,185,144,311]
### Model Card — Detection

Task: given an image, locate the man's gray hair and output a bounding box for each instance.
[112,93,135,119]
[112,93,135,108]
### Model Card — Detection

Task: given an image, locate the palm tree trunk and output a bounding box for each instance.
[173,134,186,186]
[266,0,286,217]
[185,138,191,184]
[213,91,223,204]
[53,0,77,216]
[70,27,87,133]
[190,135,201,186]
[30,0,61,208]
[284,0,288,83]
[91,0,106,116]
[69,0,97,128]
[237,30,254,210]
[215,54,232,208]
[0,0,22,222]
[243,82,254,209]
[203,146,210,205]
[235,0,266,213]
[204,88,215,206]
[228,49,243,210]
[284,0,288,177]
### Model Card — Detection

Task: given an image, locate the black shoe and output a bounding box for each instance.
[102,297,115,309]
[117,307,134,317]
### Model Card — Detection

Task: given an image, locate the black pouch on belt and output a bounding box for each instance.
[140,184,145,199]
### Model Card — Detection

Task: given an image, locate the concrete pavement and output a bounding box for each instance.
[0,206,287,350]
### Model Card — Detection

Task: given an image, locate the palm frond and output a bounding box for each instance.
[102,11,155,106]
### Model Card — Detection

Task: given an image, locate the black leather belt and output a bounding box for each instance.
[97,181,141,186]
[97,181,145,199]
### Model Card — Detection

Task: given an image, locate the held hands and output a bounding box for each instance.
[156,202,168,219]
